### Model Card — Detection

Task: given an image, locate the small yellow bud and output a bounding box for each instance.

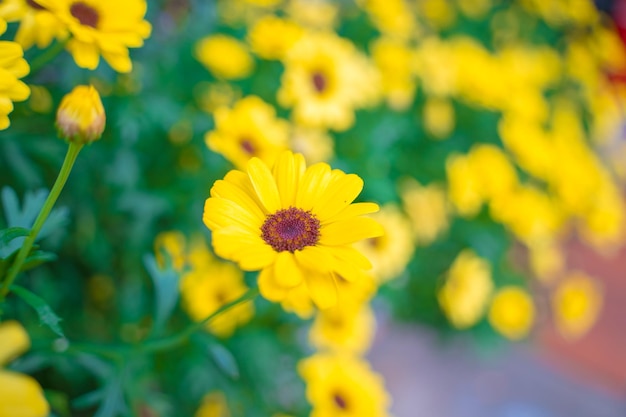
[56,85,105,144]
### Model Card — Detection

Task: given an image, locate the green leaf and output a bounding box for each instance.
[143,254,179,333]
[11,284,65,338]
[21,250,57,272]
[0,227,29,247]
[208,341,239,380]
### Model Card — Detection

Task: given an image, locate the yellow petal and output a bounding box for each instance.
[0,371,49,417]
[272,151,306,208]
[319,218,384,246]
[274,252,304,287]
[305,271,337,309]
[295,162,332,211]
[323,202,380,224]
[0,321,29,365]
[258,267,288,301]
[209,179,266,222]
[211,226,276,270]
[247,157,281,213]
[330,245,372,270]
[312,173,363,221]
[203,197,263,233]
[294,246,336,273]
[66,39,100,70]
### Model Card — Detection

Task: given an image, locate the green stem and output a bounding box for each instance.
[29,40,67,74]
[1,142,83,298]
[140,288,259,353]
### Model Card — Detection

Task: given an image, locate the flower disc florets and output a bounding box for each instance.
[261,207,320,252]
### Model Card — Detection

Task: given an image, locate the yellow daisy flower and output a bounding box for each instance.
[247,15,303,61]
[179,240,254,338]
[0,23,30,130]
[278,31,380,131]
[438,249,493,329]
[354,204,414,284]
[309,302,376,355]
[195,34,254,80]
[299,352,391,417]
[203,150,383,310]
[205,96,289,169]
[0,321,49,417]
[488,286,535,340]
[36,0,151,73]
[0,0,67,49]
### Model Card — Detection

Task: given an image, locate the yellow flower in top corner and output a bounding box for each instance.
[0,18,31,130]
[438,249,493,329]
[552,271,602,340]
[299,352,391,417]
[203,150,383,310]
[36,0,151,73]
[0,321,49,417]
[206,96,289,169]
[278,31,381,132]
[195,34,253,80]
[488,286,535,340]
[247,15,303,61]
[354,204,414,284]
[56,84,105,143]
[0,0,67,50]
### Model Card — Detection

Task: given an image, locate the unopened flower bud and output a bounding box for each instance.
[56,85,105,144]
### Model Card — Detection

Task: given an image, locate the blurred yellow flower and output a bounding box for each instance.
[0,321,49,417]
[438,250,493,329]
[419,0,456,29]
[355,204,414,284]
[205,95,289,169]
[456,0,492,20]
[0,0,67,49]
[0,25,30,130]
[423,96,455,139]
[371,37,417,111]
[278,31,380,131]
[357,0,417,40]
[247,15,303,60]
[552,271,602,340]
[203,150,382,310]
[285,0,338,29]
[37,0,151,73]
[299,353,391,417]
[528,239,564,283]
[180,242,254,338]
[469,144,518,201]
[488,286,535,340]
[56,84,105,144]
[446,153,483,217]
[399,178,449,246]
[289,126,334,164]
[154,230,187,271]
[195,34,254,80]
[310,302,375,355]
[194,82,241,114]
[195,391,230,417]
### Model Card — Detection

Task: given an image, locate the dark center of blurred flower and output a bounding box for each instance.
[333,392,348,410]
[311,71,327,93]
[70,2,99,28]
[239,138,256,155]
[26,0,46,10]
[261,207,320,252]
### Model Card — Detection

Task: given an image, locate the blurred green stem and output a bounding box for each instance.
[0,142,83,300]
[29,40,67,74]
[140,288,259,353]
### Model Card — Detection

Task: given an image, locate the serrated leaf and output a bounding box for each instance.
[11,284,65,338]
[143,254,179,332]
[208,342,239,380]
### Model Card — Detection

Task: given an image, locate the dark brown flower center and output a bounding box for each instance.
[239,137,256,155]
[70,2,99,28]
[261,207,320,252]
[26,0,46,10]
[311,71,327,93]
[333,392,348,410]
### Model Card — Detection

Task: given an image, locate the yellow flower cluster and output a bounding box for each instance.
[154,231,254,338]
[0,17,30,130]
